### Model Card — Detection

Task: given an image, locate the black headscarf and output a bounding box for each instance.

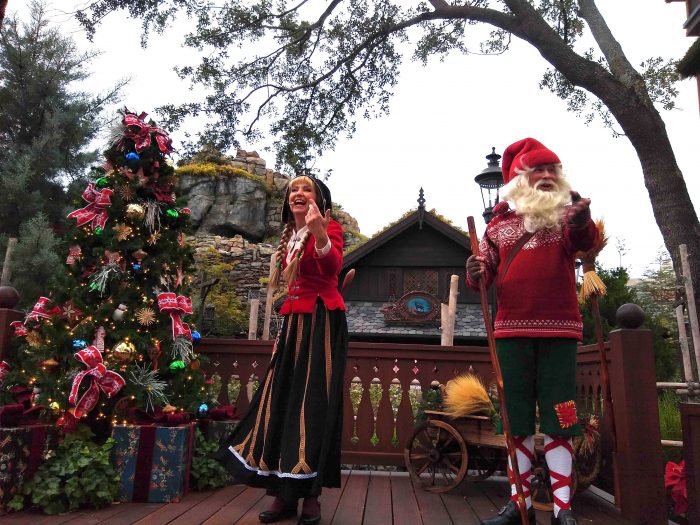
[281,175,332,224]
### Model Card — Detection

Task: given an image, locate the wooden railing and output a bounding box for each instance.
[198,339,613,465]
[0,301,668,524]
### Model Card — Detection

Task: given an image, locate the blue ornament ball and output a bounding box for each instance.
[125,152,140,161]
[191,330,201,342]
[72,339,88,349]
[197,403,209,417]
[131,263,142,271]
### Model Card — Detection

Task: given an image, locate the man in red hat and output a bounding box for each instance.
[467,138,596,525]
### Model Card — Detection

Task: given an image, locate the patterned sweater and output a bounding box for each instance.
[466,204,597,340]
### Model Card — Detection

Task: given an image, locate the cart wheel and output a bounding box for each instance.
[466,446,502,481]
[404,419,468,493]
[530,464,578,512]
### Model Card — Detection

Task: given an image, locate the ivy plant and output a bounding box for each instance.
[8,426,119,514]
[190,428,234,491]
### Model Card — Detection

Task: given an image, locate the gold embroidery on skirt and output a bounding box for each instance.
[285,314,295,348]
[325,311,332,399]
[292,316,315,475]
[258,367,277,468]
[294,314,305,365]
[246,367,275,467]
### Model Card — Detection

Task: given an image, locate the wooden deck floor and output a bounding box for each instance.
[0,470,636,525]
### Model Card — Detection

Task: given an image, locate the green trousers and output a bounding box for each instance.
[495,338,581,437]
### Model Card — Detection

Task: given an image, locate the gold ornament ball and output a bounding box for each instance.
[112,341,138,364]
[50,401,60,412]
[126,203,146,220]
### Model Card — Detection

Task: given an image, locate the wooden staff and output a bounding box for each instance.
[577,220,616,449]
[586,277,616,449]
[467,216,529,525]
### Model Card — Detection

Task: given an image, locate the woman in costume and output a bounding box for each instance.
[218,174,348,525]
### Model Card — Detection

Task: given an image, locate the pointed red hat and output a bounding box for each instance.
[501,138,561,184]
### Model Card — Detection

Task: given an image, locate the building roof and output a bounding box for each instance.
[346,301,486,341]
[342,202,471,270]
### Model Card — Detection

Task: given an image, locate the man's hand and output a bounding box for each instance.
[565,191,591,228]
[467,255,485,283]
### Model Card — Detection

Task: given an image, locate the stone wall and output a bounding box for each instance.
[182,149,365,310]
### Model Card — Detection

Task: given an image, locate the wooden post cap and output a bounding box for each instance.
[0,286,19,309]
[616,303,645,329]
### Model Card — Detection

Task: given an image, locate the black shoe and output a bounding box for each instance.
[258,503,297,523]
[480,501,536,525]
[299,497,321,524]
[551,509,577,525]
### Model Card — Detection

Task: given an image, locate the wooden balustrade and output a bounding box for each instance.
[195,339,612,467]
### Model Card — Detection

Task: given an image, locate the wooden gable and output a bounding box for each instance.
[340,209,480,305]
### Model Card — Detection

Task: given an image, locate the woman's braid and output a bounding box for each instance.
[282,229,310,284]
[268,222,294,291]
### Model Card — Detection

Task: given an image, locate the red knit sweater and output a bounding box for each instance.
[279,219,346,314]
[466,205,597,340]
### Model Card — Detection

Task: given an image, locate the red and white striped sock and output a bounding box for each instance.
[544,435,574,517]
[508,434,535,509]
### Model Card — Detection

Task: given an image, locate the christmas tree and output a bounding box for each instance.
[1,109,209,436]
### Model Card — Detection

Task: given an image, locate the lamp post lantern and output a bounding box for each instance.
[474,147,504,224]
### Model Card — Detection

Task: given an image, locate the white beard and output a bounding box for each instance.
[503,174,572,233]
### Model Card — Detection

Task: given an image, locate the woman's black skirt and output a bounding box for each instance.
[217,300,348,500]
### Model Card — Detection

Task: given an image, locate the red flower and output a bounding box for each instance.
[665,460,687,515]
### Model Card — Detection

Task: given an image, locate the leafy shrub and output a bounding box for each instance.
[190,428,234,491]
[8,426,118,514]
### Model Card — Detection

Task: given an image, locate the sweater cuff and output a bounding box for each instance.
[315,238,331,257]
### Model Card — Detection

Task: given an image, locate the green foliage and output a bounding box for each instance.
[580,266,634,344]
[580,262,680,381]
[0,1,124,235]
[7,213,63,308]
[190,428,233,491]
[193,248,247,337]
[414,386,443,424]
[658,390,683,464]
[74,0,680,172]
[8,426,118,514]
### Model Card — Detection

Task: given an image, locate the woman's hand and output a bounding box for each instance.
[305,199,330,245]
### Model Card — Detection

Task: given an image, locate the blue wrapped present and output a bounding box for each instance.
[111,423,194,503]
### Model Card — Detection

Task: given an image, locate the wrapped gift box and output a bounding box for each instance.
[199,419,238,444]
[0,424,57,508]
[111,423,194,503]
[198,405,238,444]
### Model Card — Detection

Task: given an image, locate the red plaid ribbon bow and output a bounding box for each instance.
[24,296,58,324]
[157,292,193,341]
[69,346,125,417]
[67,183,113,231]
[10,320,28,336]
[0,361,9,386]
[123,112,173,154]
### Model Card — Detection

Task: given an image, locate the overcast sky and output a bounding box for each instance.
[27,1,700,277]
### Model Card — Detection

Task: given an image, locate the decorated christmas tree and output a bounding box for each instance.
[1,109,208,435]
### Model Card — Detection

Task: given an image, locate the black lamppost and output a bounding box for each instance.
[474,147,504,224]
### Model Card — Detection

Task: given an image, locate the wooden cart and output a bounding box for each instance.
[404,410,579,511]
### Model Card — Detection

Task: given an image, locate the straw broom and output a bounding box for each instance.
[443,374,496,419]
